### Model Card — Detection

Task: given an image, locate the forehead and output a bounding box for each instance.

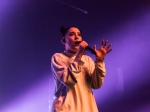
[68,27,80,33]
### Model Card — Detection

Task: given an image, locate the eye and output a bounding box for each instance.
[78,33,82,36]
[69,33,74,36]
[69,34,73,36]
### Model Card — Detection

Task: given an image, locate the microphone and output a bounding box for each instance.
[75,41,96,55]
[85,46,96,55]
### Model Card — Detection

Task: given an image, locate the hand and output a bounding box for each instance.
[76,41,88,59]
[94,40,112,59]
[79,41,88,49]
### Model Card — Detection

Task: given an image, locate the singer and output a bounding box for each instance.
[51,26,112,112]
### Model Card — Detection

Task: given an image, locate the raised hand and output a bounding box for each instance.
[94,40,112,59]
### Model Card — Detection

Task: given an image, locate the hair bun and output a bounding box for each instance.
[60,26,67,37]
[60,26,66,33]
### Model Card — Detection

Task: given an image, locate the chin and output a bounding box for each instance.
[75,46,79,49]
[74,47,79,50]
[72,48,78,53]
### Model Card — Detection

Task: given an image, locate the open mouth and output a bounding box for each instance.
[74,41,82,45]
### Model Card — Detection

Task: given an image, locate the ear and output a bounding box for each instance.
[61,37,66,44]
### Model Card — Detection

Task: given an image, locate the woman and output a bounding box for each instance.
[51,26,112,112]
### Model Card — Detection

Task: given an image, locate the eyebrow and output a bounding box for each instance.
[69,32,81,34]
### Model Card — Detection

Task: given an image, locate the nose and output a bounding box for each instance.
[75,34,80,40]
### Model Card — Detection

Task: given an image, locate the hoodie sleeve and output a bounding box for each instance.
[51,53,84,87]
[87,56,106,89]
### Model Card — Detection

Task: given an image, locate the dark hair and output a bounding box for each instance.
[60,26,81,37]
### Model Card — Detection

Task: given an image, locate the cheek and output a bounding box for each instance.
[66,37,74,44]
[65,39,74,48]
[78,36,82,41]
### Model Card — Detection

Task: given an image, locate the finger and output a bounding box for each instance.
[101,39,104,46]
[107,49,112,54]
[107,44,112,49]
[81,41,87,45]
[94,45,97,51]
[105,40,108,46]
[80,41,88,48]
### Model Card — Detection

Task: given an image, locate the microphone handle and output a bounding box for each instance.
[85,46,96,55]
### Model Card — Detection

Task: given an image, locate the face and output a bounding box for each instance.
[64,27,82,53]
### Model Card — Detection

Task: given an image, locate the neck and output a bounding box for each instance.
[66,49,77,54]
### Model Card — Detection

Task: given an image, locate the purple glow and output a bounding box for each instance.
[134,104,150,112]
[0,76,54,112]
[0,0,17,21]
[92,10,150,106]
[0,1,149,111]
[0,0,27,29]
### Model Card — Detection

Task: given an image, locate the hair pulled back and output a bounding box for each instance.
[59,26,81,37]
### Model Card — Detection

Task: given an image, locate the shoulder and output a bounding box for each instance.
[82,55,93,62]
[51,53,64,66]
[51,52,70,63]
[52,53,62,58]
[51,53,64,62]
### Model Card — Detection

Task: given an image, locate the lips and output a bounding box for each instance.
[74,41,82,45]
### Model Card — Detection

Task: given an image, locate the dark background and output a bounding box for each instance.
[0,0,150,112]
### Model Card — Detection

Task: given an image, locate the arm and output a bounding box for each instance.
[51,41,88,87]
[90,40,112,89]
[51,53,84,87]
[88,57,106,89]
